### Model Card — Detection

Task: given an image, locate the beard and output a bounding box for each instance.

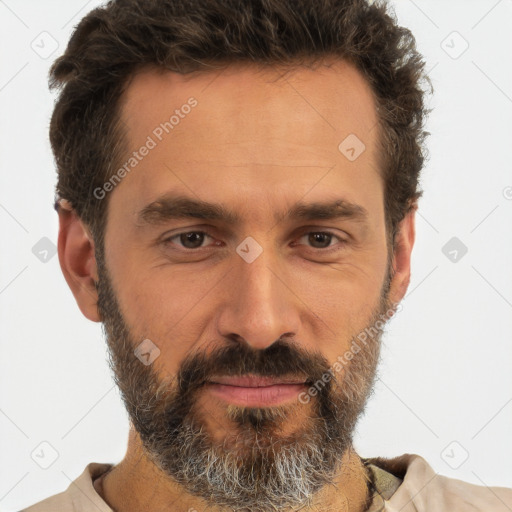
[96,254,395,512]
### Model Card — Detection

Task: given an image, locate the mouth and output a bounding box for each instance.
[204,374,310,407]
[209,374,309,387]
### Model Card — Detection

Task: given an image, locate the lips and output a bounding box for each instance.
[209,374,308,387]
[203,374,311,406]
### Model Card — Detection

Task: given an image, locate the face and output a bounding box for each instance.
[68,58,413,511]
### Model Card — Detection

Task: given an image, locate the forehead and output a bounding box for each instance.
[120,58,379,149]
[112,58,382,225]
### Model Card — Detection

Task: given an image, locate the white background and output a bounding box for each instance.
[0,1,511,510]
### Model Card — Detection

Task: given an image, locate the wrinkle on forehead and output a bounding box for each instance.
[119,56,379,159]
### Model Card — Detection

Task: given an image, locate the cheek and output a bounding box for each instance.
[112,256,219,325]
[104,273,200,370]
[302,245,387,296]
[292,253,387,356]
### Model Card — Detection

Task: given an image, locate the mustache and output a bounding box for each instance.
[175,338,332,395]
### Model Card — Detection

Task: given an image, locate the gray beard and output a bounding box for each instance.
[96,257,389,512]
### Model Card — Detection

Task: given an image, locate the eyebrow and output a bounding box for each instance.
[136,194,369,227]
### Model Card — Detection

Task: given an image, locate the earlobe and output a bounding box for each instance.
[388,205,417,306]
[57,203,101,322]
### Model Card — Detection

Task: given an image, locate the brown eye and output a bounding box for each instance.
[307,232,334,249]
[164,231,213,249]
[296,231,346,251]
[180,232,206,249]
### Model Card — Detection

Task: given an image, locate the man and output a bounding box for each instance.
[22,0,512,510]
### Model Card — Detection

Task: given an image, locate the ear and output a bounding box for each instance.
[387,205,417,306]
[57,201,100,322]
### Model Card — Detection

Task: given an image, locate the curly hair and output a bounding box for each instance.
[49,0,430,253]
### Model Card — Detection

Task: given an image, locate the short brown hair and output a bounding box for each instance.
[50,0,430,252]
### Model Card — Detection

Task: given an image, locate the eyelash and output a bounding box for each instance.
[162,230,347,253]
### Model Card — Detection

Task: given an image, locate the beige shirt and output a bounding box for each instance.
[21,453,512,511]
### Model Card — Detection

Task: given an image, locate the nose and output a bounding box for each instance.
[216,247,300,351]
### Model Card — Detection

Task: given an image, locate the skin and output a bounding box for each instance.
[58,57,416,511]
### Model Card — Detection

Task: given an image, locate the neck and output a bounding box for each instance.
[96,426,372,512]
